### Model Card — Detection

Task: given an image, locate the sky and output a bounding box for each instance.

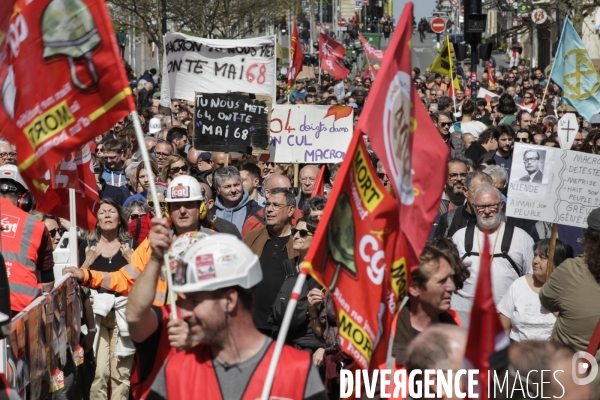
[392,0,437,22]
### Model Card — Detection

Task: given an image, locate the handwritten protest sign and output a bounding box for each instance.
[269,105,353,163]
[506,143,600,227]
[164,33,276,101]
[193,92,270,153]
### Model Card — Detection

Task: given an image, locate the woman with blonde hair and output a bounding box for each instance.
[159,154,190,183]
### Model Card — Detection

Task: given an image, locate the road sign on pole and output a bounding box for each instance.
[338,18,347,27]
[430,17,446,33]
[460,6,464,15]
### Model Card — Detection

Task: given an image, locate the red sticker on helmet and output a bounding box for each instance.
[195,254,216,281]
[171,184,189,199]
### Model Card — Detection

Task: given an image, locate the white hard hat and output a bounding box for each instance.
[166,175,204,203]
[163,231,211,278]
[173,233,262,293]
[0,164,28,191]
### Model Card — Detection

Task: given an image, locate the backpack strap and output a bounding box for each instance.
[461,220,477,259]
[255,213,266,226]
[282,258,298,279]
[444,208,457,238]
[496,222,521,277]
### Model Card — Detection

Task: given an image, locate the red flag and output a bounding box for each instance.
[356,3,448,264]
[321,55,350,81]
[487,61,496,88]
[310,165,326,197]
[318,33,345,60]
[464,230,510,400]
[304,128,410,371]
[31,145,100,231]
[286,20,304,89]
[359,33,385,61]
[0,0,135,182]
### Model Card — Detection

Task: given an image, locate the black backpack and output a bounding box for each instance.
[461,221,522,277]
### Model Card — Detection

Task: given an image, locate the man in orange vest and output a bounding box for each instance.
[0,165,54,315]
[63,175,211,305]
[145,232,327,400]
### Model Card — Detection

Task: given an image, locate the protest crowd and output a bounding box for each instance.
[2,1,600,400]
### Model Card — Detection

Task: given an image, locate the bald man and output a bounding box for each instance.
[187,148,201,175]
[296,165,319,210]
[241,174,303,238]
[212,152,230,169]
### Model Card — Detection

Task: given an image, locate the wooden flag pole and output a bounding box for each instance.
[293,164,299,188]
[68,189,78,268]
[535,78,552,124]
[545,223,559,281]
[131,110,178,320]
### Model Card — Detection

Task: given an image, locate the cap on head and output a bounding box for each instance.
[0,165,28,192]
[149,117,162,133]
[173,233,262,293]
[199,152,212,161]
[590,113,600,125]
[587,207,600,231]
[166,175,204,203]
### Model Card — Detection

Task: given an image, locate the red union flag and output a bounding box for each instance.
[321,55,350,81]
[32,144,100,231]
[318,33,345,60]
[0,0,134,180]
[359,33,384,61]
[286,20,304,86]
[357,3,448,263]
[304,129,409,371]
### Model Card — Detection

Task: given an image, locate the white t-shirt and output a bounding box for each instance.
[497,276,556,341]
[451,223,534,312]
[459,121,487,138]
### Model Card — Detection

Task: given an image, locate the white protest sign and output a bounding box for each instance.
[164,33,276,102]
[269,105,353,163]
[334,81,345,101]
[557,113,578,150]
[506,143,600,228]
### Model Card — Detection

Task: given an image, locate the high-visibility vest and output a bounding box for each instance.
[163,341,311,400]
[1,199,44,313]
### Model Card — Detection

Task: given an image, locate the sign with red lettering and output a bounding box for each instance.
[269,105,353,163]
[164,33,276,102]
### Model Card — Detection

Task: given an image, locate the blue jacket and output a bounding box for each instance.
[213,190,261,234]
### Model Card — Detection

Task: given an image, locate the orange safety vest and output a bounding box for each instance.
[163,341,310,400]
[0,198,44,313]
[87,237,168,306]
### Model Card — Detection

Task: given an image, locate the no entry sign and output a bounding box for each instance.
[431,17,446,33]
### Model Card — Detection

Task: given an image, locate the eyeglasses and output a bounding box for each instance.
[474,202,502,212]
[129,213,145,220]
[48,228,65,237]
[147,200,167,209]
[102,155,120,161]
[524,157,539,163]
[557,111,565,115]
[291,228,313,238]
[0,152,16,159]
[515,138,530,143]
[448,173,467,179]
[439,122,452,127]
[523,96,532,99]
[265,202,289,210]
[378,173,389,180]
[169,165,188,174]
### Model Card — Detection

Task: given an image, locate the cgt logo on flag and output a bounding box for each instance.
[171,184,190,199]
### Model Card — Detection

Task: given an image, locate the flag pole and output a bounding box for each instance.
[68,188,78,268]
[131,110,178,320]
[447,36,457,116]
[535,77,552,124]
[545,223,559,280]
[260,269,308,400]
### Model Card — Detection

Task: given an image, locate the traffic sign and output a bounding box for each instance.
[430,17,446,33]
[338,18,347,27]
[460,6,464,15]
[362,0,368,4]
[355,0,361,6]
[450,0,458,6]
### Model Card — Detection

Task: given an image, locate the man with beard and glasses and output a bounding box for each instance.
[451,185,533,314]
[430,159,468,238]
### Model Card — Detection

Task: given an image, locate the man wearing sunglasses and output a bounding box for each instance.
[433,111,465,159]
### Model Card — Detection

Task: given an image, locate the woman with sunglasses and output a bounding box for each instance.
[75,198,139,399]
[159,155,190,183]
[33,213,65,250]
[269,217,322,353]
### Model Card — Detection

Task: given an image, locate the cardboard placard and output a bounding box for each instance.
[193,92,271,153]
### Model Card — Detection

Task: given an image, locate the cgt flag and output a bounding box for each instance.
[304,128,410,371]
[321,55,350,81]
[318,33,345,60]
[357,2,448,265]
[549,16,600,121]
[32,144,100,231]
[359,33,385,62]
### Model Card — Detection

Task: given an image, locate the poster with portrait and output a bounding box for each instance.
[27,299,47,400]
[7,313,29,399]
[53,283,68,367]
[507,144,555,201]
